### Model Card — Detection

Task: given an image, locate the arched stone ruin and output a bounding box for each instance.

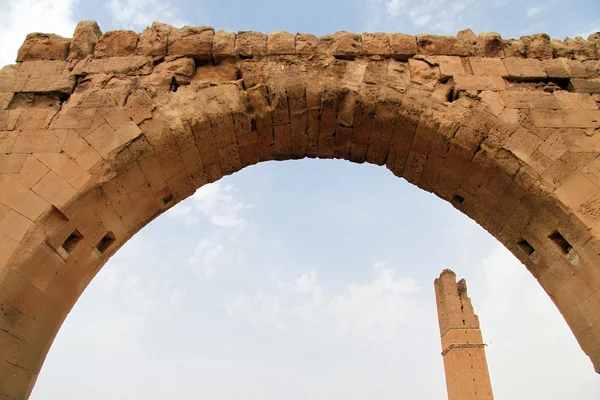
[1,21,600,398]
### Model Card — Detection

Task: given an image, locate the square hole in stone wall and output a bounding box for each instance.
[517,239,535,256]
[58,229,83,259]
[96,231,115,254]
[549,230,572,254]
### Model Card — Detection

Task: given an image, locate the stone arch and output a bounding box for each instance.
[1,22,600,398]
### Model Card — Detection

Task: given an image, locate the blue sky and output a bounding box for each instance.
[1,0,600,399]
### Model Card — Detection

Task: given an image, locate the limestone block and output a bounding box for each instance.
[16,33,70,62]
[11,130,62,153]
[362,33,390,56]
[0,154,27,174]
[21,74,75,95]
[416,34,474,56]
[552,39,570,58]
[454,75,505,91]
[503,58,547,80]
[32,170,77,210]
[543,58,589,78]
[94,30,138,58]
[295,33,318,55]
[565,37,597,61]
[16,155,50,188]
[500,91,560,109]
[521,33,553,59]
[503,39,526,58]
[267,31,295,55]
[0,176,48,221]
[154,57,196,78]
[212,31,236,63]
[569,78,600,94]
[476,32,504,57]
[318,32,363,59]
[553,92,598,110]
[168,26,214,63]
[0,93,13,110]
[531,109,600,128]
[0,210,33,243]
[68,21,102,60]
[34,153,91,190]
[389,33,417,60]
[424,56,465,78]
[136,22,174,56]
[469,57,508,76]
[408,59,440,91]
[236,31,267,58]
[457,28,477,44]
[72,56,153,75]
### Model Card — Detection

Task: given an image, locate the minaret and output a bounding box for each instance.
[434,269,494,400]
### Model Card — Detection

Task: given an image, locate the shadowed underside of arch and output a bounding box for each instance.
[1,21,600,398]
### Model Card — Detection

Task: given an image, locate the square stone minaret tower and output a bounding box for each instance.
[434,269,494,400]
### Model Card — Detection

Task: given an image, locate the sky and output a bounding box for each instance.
[1,0,600,398]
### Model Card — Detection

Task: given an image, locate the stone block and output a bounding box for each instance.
[503,39,526,58]
[0,93,12,110]
[476,32,504,57]
[500,91,560,109]
[17,155,50,188]
[362,32,390,56]
[17,60,66,76]
[34,153,91,190]
[212,31,236,63]
[72,56,153,75]
[454,75,505,91]
[32,170,77,210]
[503,58,547,81]
[267,31,295,55]
[521,33,553,59]
[94,30,138,58]
[469,57,508,76]
[565,37,597,61]
[389,33,417,60]
[0,210,33,242]
[553,92,598,110]
[531,109,600,128]
[425,56,465,78]
[236,31,267,58]
[0,176,48,221]
[0,154,27,174]
[21,74,75,95]
[168,26,214,63]
[318,32,363,59]
[416,34,474,56]
[409,59,440,91]
[11,130,62,153]
[16,33,70,62]
[543,58,589,78]
[295,33,318,55]
[136,22,173,57]
[68,21,102,60]
[569,78,600,94]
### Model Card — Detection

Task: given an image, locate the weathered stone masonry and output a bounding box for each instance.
[0,21,600,398]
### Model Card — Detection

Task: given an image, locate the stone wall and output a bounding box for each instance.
[0,21,599,399]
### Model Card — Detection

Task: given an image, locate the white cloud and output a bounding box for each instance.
[187,237,225,277]
[167,182,252,229]
[527,6,542,17]
[227,262,421,339]
[0,0,77,67]
[366,0,477,34]
[107,0,189,30]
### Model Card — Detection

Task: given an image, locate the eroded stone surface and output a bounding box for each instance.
[1,22,600,400]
